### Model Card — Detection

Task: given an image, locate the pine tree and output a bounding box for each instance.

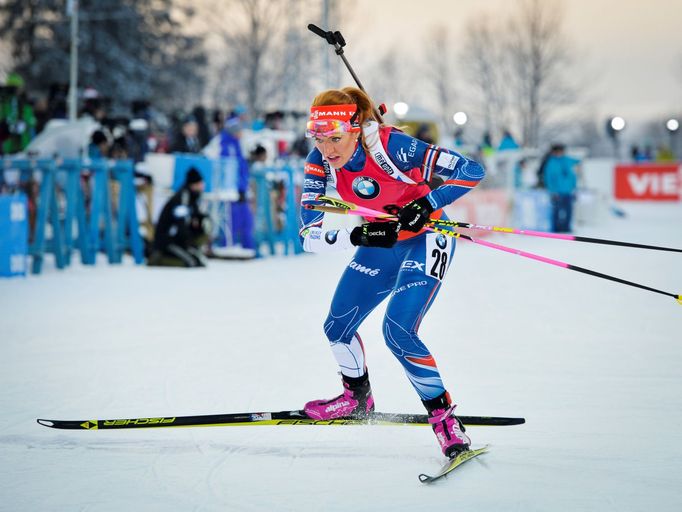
[0,0,206,112]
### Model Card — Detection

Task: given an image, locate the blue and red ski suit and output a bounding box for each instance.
[299,125,484,400]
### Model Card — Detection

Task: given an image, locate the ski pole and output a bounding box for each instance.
[307,23,385,122]
[425,218,682,254]
[424,224,682,305]
[310,196,682,254]
[305,197,682,305]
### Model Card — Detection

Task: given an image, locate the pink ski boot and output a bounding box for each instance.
[423,392,471,458]
[304,373,375,420]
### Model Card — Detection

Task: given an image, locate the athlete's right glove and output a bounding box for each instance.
[350,221,399,248]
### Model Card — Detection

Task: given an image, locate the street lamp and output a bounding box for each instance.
[610,116,626,132]
[452,112,468,147]
[393,102,409,119]
[606,116,626,160]
[666,118,679,159]
[453,111,468,126]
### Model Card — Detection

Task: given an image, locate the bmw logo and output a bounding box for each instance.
[436,234,448,249]
[325,230,339,244]
[352,176,380,200]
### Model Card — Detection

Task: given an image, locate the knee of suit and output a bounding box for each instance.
[323,314,356,345]
[381,315,419,351]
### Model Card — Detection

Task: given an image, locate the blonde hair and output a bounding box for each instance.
[311,87,383,150]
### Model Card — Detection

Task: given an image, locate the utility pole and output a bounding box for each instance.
[67,0,79,121]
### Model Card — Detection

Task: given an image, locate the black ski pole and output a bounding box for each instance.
[307,23,384,122]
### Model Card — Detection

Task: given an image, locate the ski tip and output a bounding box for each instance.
[37,419,55,428]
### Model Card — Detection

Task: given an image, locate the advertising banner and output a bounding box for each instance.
[614,163,680,201]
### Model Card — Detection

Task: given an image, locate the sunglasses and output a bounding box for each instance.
[305,120,360,138]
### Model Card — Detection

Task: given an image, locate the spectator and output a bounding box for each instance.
[498,129,519,151]
[479,131,495,158]
[80,87,110,124]
[543,144,581,233]
[219,114,255,256]
[249,144,268,164]
[536,143,563,188]
[171,115,201,153]
[192,105,212,148]
[655,145,675,162]
[453,128,464,148]
[211,109,225,138]
[0,73,37,155]
[148,167,210,267]
[87,130,110,159]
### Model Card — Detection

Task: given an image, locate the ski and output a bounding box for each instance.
[37,410,524,430]
[418,445,490,483]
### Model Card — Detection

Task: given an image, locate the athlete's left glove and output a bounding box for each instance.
[350,221,399,248]
[397,196,433,232]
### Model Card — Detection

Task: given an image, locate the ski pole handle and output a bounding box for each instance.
[307,23,327,38]
[307,24,383,122]
[307,24,335,45]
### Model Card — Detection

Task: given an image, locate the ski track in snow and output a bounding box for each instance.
[1,203,682,511]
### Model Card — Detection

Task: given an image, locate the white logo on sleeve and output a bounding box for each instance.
[436,152,459,170]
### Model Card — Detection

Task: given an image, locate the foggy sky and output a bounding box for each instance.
[336,0,682,124]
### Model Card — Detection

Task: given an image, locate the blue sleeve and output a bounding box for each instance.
[299,149,327,243]
[385,130,485,210]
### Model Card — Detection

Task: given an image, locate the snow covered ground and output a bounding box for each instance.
[1,202,681,511]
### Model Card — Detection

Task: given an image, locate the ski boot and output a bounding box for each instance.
[304,373,375,420]
[423,391,471,458]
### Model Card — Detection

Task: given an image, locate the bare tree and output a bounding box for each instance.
[365,49,403,110]
[422,26,459,129]
[506,0,575,147]
[460,17,512,142]
[203,0,324,117]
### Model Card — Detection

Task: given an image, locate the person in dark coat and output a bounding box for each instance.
[170,116,201,153]
[148,168,210,267]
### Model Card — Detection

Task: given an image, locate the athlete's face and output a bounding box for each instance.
[313,132,359,169]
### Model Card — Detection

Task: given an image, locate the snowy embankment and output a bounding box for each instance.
[1,203,681,511]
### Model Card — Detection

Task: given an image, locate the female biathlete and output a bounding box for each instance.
[299,87,485,458]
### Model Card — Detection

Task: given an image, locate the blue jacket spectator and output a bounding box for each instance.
[498,130,519,151]
[542,144,580,232]
[544,150,580,195]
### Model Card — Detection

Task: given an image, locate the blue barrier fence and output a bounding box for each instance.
[511,189,552,231]
[0,193,28,277]
[251,162,303,257]
[0,158,144,275]
[0,155,305,275]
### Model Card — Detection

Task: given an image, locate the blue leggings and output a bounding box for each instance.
[324,231,456,400]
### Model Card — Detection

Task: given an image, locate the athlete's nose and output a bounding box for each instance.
[320,141,335,157]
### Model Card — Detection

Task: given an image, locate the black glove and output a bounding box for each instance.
[350,221,399,248]
[397,197,433,232]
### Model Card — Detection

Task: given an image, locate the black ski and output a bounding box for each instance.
[37,410,525,430]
